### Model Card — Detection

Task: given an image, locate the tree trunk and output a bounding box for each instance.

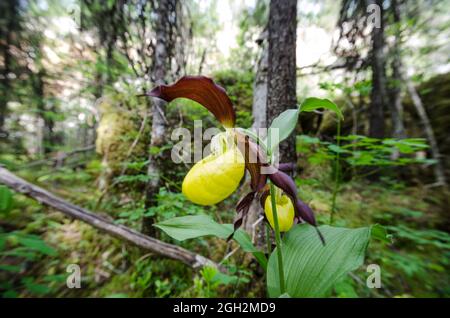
[388,0,406,140]
[143,0,176,235]
[0,35,10,135]
[368,0,386,139]
[251,29,269,137]
[407,81,447,186]
[243,29,269,249]
[250,0,297,253]
[33,69,56,154]
[267,0,298,164]
[0,1,18,135]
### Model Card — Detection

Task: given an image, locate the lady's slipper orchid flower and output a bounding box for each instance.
[147,76,244,205]
[147,76,323,243]
[264,187,295,232]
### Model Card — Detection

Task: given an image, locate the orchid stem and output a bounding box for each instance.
[265,222,272,255]
[269,181,286,295]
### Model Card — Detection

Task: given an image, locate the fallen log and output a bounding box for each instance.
[0,166,219,270]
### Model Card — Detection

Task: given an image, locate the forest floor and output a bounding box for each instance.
[0,146,449,298]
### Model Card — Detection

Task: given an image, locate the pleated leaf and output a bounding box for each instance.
[266,108,299,152]
[267,224,371,297]
[154,215,267,269]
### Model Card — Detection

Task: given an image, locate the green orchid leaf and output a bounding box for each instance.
[267,224,371,297]
[154,215,230,241]
[300,97,343,120]
[266,108,299,152]
[154,215,267,269]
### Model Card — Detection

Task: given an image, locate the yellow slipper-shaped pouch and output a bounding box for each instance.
[264,192,295,232]
[182,133,245,205]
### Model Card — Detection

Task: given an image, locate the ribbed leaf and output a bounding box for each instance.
[154,215,267,269]
[266,108,299,152]
[267,224,371,297]
[154,215,230,241]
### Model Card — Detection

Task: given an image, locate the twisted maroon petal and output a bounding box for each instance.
[228,191,256,241]
[235,131,268,192]
[268,170,317,227]
[146,76,236,128]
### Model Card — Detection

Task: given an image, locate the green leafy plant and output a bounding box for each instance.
[0,185,13,214]
[0,231,58,297]
[266,224,373,297]
[298,134,433,172]
[147,76,385,298]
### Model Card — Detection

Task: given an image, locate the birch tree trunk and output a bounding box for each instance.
[243,29,269,248]
[368,0,386,139]
[407,81,447,186]
[251,29,269,137]
[143,0,176,235]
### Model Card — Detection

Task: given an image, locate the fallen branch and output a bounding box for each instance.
[0,166,219,270]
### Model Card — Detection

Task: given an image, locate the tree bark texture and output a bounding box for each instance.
[243,29,269,249]
[388,0,406,139]
[369,0,387,139]
[143,0,177,235]
[267,0,298,164]
[0,0,20,135]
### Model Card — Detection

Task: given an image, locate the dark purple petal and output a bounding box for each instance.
[268,170,318,227]
[278,162,296,173]
[259,163,324,244]
[315,227,326,245]
[259,186,270,208]
[267,170,298,199]
[147,76,236,127]
[235,131,269,192]
[227,191,256,241]
[294,198,317,226]
[236,191,256,214]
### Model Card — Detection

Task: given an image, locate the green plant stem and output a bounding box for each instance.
[330,119,341,225]
[266,222,272,254]
[269,181,286,294]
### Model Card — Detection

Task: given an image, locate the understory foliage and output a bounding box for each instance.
[0,0,449,298]
[1,81,448,296]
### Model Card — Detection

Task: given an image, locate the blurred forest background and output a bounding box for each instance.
[0,0,449,298]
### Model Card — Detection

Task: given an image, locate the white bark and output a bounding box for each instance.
[407,81,447,186]
[242,31,269,248]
